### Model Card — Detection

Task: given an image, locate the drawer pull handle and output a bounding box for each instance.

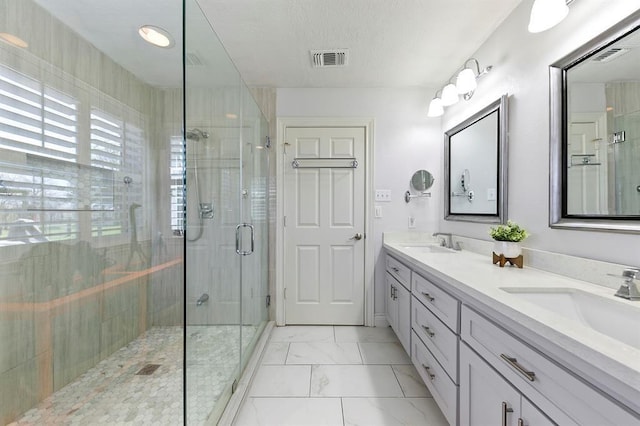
[391,266,400,272]
[518,419,524,426]
[420,291,435,301]
[421,364,435,380]
[502,402,514,426]
[421,324,435,337]
[500,354,536,381]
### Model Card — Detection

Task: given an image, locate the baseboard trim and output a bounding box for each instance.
[374,314,389,328]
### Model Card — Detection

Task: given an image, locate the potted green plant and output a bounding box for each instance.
[489,221,528,258]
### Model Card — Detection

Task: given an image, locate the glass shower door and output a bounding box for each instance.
[239,100,270,371]
[184,0,242,424]
[184,1,269,424]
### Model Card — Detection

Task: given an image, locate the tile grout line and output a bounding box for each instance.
[390,364,407,398]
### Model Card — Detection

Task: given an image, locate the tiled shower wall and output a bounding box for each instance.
[606,82,640,215]
[0,1,183,423]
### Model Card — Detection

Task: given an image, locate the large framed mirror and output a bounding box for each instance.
[550,10,640,233]
[444,94,509,223]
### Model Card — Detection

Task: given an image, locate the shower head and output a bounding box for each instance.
[186,128,210,141]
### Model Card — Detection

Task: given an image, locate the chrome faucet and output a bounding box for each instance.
[614,268,640,301]
[432,232,453,249]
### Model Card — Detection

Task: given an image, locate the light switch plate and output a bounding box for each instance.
[487,188,497,201]
[375,189,391,202]
[374,205,383,218]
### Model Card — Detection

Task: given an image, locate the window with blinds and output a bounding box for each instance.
[0,63,147,244]
[89,108,145,238]
[0,64,80,242]
[170,136,185,234]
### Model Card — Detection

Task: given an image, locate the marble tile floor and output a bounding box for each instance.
[234,326,449,426]
[11,325,259,426]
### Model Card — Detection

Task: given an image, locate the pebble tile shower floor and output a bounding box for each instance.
[12,325,258,425]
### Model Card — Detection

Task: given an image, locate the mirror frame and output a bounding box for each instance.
[549,10,640,233]
[444,94,509,224]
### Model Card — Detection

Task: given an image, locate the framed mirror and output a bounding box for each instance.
[444,94,509,223]
[550,10,640,233]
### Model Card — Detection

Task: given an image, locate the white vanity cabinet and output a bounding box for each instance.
[384,240,640,426]
[461,305,639,426]
[411,272,460,426]
[460,343,554,426]
[385,254,411,353]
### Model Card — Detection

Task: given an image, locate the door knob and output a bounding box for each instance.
[350,233,363,241]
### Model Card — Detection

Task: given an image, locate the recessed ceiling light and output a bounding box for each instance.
[138,25,174,48]
[0,33,28,48]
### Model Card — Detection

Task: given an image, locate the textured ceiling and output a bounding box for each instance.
[34,0,526,89]
[196,0,525,88]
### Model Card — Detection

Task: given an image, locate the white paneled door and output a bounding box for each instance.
[284,127,366,325]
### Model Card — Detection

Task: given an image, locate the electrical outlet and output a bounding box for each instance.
[487,188,497,201]
[408,216,416,228]
[374,205,383,218]
[375,189,391,202]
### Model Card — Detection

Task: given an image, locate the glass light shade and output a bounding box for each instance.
[456,68,477,94]
[528,0,569,33]
[441,83,459,106]
[427,97,444,117]
[138,25,174,48]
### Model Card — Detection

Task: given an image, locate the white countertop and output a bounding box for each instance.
[383,238,640,414]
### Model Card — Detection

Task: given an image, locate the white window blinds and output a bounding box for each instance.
[170,136,185,233]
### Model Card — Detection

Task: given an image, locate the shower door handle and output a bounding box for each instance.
[235,223,255,256]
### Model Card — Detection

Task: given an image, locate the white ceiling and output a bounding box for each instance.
[195,0,525,88]
[34,0,526,89]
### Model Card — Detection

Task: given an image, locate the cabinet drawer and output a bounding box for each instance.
[412,296,458,383]
[461,306,640,425]
[412,273,459,332]
[411,331,457,426]
[386,254,411,290]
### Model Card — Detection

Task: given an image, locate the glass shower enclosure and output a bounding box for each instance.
[0,0,269,424]
[184,1,270,423]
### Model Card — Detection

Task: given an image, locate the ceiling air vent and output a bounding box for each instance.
[591,47,630,63]
[310,49,349,68]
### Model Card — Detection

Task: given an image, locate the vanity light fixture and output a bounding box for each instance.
[427,90,444,117]
[441,82,460,107]
[427,58,493,118]
[138,25,174,48]
[528,0,572,33]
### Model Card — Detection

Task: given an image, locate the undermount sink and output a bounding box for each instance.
[400,244,456,254]
[500,287,640,350]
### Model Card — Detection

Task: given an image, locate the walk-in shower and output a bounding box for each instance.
[0,0,270,424]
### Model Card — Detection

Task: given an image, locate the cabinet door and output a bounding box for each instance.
[396,283,411,353]
[386,273,398,331]
[520,398,555,426]
[460,343,520,426]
